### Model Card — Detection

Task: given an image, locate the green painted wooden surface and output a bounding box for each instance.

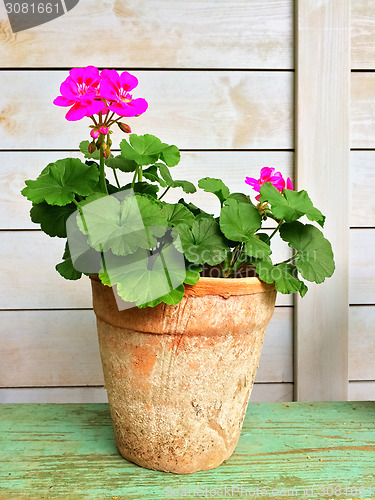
[0,402,374,499]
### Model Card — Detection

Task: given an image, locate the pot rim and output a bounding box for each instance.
[184,276,275,297]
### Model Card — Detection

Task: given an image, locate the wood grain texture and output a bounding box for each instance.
[0,402,373,497]
[350,151,375,228]
[350,229,375,305]
[0,70,293,150]
[294,0,350,400]
[348,381,375,401]
[349,306,375,381]
[1,151,294,228]
[0,308,293,387]
[2,71,375,150]
[351,0,375,69]
[0,0,293,69]
[351,73,375,149]
[0,383,294,404]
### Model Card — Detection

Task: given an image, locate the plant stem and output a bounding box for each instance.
[159,186,170,200]
[113,169,121,189]
[278,252,299,266]
[230,244,241,267]
[138,166,143,182]
[131,167,138,188]
[72,199,89,233]
[266,221,283,243]
[97,111,108,194]
[99,149,108,194]
[105,112,115,125]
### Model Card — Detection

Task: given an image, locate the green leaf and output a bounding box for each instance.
[143,165,167,187]
[100,244,186,307]
[162,203,195,227]
[132,182,159,198]
[184,264,202,285]
[225,193,251,204]
[172,180,196,194]
[158,163,196,193]
[254,260,308,297]
[198,177,230,204]
[219,198,262,242]
[30,202,76,238]
[77,194,168,255]
[119,134,166,166]
[79,141,100,160]
[56,244,82,280]
[105,154,137,172]
[158,163,174,184]
[160,144,180,167]
[177,218,228,266]
[259,183,325,227]
[244,234,272,259]
[138,285,185,308]
[279,221,335,283]
[22,158,100,206]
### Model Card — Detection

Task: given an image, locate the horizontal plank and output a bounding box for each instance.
[349,229,375,305]
[1,1,373,71]
[0,387,108,404]
[2,151,294,229]
[0,308,292,387]
[0,231,293,308]
[351,73,375,148]
[348,381,375,401]
[1,72,374,150]
[0,231,92,309]
[1,402,374,498]
[349,306,375,381]
[0,0,293,69]
[350,151,375,227]
[351,0,375,69]
[0,71,293,150]
[0,384,293,404]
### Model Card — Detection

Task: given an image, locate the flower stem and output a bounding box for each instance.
[99,149,108,194]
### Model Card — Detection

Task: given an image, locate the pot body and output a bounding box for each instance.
[91,276,276,474]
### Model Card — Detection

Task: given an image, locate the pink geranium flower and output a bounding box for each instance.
[53,66,106,121]
[100,69,148,117]
[245,167,293,201]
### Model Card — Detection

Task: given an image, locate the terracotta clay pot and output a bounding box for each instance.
[90,276,276,474]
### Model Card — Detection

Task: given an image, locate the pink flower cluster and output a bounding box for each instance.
[53,66,148,121]
[245,167,293,201]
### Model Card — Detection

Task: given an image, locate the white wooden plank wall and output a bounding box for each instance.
[350,1,375,401]
[0,0,295,403]
[0,0,374,403]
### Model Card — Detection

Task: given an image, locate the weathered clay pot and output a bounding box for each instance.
[90,276,276,474]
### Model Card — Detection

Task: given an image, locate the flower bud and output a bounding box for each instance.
[104,147,111,158]
[91,128,100,139]
[99,126,109,135]
[118,122,131,134]
[107,137,112,147]
[100,141,107,153]
[88,141,97,154]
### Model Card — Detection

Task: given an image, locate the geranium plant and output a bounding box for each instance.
[21,66,335,308]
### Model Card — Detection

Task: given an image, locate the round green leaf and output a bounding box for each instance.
[279,221,335,283]
[219,198,262,242]
[22,158,100,206]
